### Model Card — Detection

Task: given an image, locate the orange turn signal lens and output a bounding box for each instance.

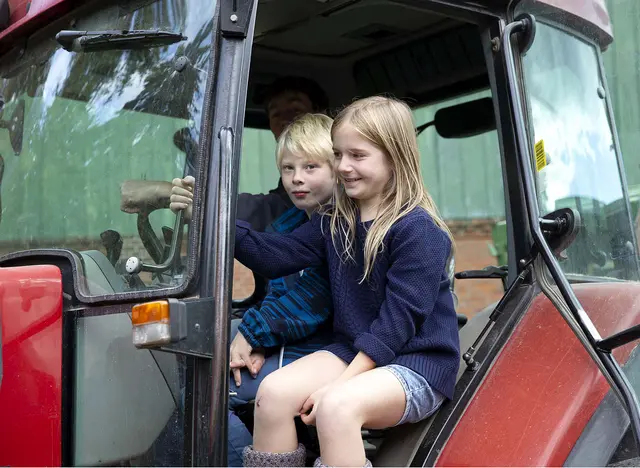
[131,299,187,349]
[131,300,170,326]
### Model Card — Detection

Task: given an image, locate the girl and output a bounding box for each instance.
[235,96,460,467]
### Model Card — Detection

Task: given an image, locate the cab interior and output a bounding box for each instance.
[245,0,490,126]
[232,0,505,465]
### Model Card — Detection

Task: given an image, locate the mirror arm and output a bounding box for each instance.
[415,120,435,136]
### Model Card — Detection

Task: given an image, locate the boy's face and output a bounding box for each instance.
[280,149,334,214]
[267,91,314,139]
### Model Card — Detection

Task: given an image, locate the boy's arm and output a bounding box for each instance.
[238,268,332,349]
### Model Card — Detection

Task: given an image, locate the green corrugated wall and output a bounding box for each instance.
[604,0,640,190]
[238,90,504,220]
[0,97,185,241]
[239,1,640,220]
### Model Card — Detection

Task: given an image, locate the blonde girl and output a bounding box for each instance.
[233,96,459,468]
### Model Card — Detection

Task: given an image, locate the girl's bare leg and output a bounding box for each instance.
[315,368,406,467]
[253,351,347,453]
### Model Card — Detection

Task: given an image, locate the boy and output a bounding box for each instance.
[170,114,336,466]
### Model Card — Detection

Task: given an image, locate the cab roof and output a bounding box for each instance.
[0,0,612,47]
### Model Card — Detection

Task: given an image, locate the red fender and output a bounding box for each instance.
[0,265,63,467]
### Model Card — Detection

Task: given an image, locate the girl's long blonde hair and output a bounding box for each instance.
[328,96,453,281]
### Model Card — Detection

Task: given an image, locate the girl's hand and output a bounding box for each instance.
[170,176,195,220]
[300,384,333,426]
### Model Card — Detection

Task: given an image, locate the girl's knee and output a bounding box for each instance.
[316,385,360,430]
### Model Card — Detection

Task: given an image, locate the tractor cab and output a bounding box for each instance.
[2,0,640,466]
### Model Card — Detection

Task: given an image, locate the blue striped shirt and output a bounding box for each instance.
[237,207,333,363]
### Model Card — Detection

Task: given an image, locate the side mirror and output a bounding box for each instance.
[0,98,25,155]
[416,97,496,139]
[540,207,581,260]
[173,127,198,176]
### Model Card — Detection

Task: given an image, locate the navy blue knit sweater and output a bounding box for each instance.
[234,207,460,399]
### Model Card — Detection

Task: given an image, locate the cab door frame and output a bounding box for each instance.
[194,0,258,465]
[425,5,640,465]
[407,7,540,464]
[197,0,539,465]
[503,5,640,445]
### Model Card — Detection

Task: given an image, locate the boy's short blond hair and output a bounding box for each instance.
[276,113,334,169]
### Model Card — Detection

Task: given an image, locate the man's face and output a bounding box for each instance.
[267,90,314,139]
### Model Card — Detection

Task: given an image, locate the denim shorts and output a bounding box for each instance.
[382,364,445,426]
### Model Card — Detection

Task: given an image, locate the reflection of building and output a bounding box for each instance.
[605,0,640,193]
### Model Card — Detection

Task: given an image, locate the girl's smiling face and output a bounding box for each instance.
[332,122,392,219]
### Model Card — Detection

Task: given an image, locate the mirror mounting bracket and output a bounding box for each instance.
[540,208,581,260]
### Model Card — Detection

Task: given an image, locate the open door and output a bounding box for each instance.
[435,3,640,466]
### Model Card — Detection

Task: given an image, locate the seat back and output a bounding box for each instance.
[446,251,458,308]
[372,302,496,466]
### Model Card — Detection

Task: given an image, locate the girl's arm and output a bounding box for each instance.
[235,213,326,279]
[353,213,452,366]
[336,352,376,382]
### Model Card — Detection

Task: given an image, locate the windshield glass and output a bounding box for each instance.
[522,22,640,281]
[0,0,214,295]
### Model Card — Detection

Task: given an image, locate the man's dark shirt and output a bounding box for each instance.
[236,179,294,232]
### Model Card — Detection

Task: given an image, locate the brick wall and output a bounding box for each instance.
[450,234,503,317]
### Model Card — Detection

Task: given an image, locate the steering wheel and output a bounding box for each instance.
[132,127,197,266]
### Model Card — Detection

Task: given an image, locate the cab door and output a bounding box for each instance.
[195,0,258,465]
[430,2,640,466]
[0,0,238,465]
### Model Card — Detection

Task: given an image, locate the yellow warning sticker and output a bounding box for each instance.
[534,139,547,172]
